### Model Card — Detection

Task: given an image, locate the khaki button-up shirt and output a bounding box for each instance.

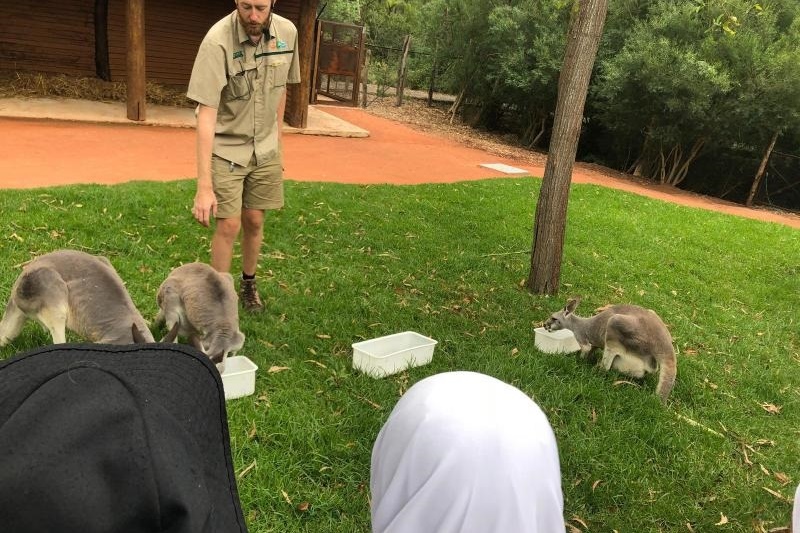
[188,12,301,167]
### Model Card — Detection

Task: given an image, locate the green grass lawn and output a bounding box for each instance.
[0,178,797,532]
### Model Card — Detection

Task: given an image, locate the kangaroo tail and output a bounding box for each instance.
[656,353,677,404]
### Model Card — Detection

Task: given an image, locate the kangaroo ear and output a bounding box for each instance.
[565,298,580,315]
[160,321,180,343]
[132,323,148,344]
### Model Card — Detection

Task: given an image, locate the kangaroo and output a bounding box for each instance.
[0,249,155,346]
[154,262,245,373]
[544,298,677,403]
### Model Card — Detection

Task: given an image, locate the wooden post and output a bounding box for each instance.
[395,35,410,107]
[361,48,371,108]
[286,0,318,128]
[94,0,111,81]
[126,0,146,121]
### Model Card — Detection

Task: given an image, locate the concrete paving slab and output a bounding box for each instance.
[0,97,369,137]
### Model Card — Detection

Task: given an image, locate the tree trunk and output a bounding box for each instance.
[746,131,779,207]
[361,48,371,108]
[527,0,609,295]
[448,89,464,124]
[395,35,411,107]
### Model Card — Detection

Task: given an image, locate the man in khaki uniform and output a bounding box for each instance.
[188,0,300,312]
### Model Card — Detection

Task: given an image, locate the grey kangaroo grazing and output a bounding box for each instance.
[0,249,155,345]
[155,262,245,373]
[545,298,677,403]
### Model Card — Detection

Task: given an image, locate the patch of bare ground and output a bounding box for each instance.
[362,96,549,168]
[361,95,800,225]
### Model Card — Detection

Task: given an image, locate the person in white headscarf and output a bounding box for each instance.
[370,371,565,533]
[794,483,799,531]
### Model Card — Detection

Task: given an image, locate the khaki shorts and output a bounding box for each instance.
[211,153,284,218]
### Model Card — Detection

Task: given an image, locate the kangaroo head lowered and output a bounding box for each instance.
[545,298,677,403]
[155,262,245,373]
[0,249,155,346]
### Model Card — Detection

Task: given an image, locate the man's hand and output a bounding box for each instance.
[193,188,217,227]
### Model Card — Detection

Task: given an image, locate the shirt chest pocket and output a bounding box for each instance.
[266,55,290,88]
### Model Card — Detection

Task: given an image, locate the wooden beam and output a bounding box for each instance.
[94,0,111,81]
[126,0,146,121]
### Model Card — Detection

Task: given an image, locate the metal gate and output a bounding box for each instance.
[312,20,365,106]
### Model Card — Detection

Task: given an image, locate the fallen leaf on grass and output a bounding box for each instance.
[741,446,753,466]
[355,395,383,410]
[592,480,602,491]
[762,486,791,503]
[774,472,790,485]
[237,460,256,480]
[570,515,588,529]
[510,347,519,358]
[268,366,291,374]
[612,380,640,388]
[316,334,331,339]
[715,513,728,526]
[281,490,292,505]
[759,402,782,415]
[296,502,310,512]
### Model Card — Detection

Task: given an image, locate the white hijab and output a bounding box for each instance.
[370,371,565,533]
[794,483,799,531]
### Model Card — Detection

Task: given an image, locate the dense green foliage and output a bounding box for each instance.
[322,0,800,210]
[1,179,797,532]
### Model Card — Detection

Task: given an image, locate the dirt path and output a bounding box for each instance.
[1,107,798,230]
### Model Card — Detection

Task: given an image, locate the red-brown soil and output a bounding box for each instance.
[1,105,798,230]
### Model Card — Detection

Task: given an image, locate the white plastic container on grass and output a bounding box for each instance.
[352,331,437,378]
[220,356,258,400]
[534,327,581,354]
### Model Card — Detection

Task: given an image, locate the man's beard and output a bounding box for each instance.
[238,14,268,38]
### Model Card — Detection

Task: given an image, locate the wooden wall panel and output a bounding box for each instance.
[1,0,314,126]
[0,1,96,76]
[108,0,230,85]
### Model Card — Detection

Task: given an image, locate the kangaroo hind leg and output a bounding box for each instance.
[0,300,28,346]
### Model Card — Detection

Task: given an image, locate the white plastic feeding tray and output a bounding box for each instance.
[352,331,437,378]
[220,356,258,400]
[534,327,581,354]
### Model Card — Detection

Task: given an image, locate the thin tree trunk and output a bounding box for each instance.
[527,0,609,295]
[361,49,371,108]
[427,41,439,107]
[448,89,464,124]
[746,131,779,207]
[667,137,705,186]
[395,35,411,107]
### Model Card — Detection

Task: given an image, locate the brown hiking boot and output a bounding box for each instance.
[239,278,264,313]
